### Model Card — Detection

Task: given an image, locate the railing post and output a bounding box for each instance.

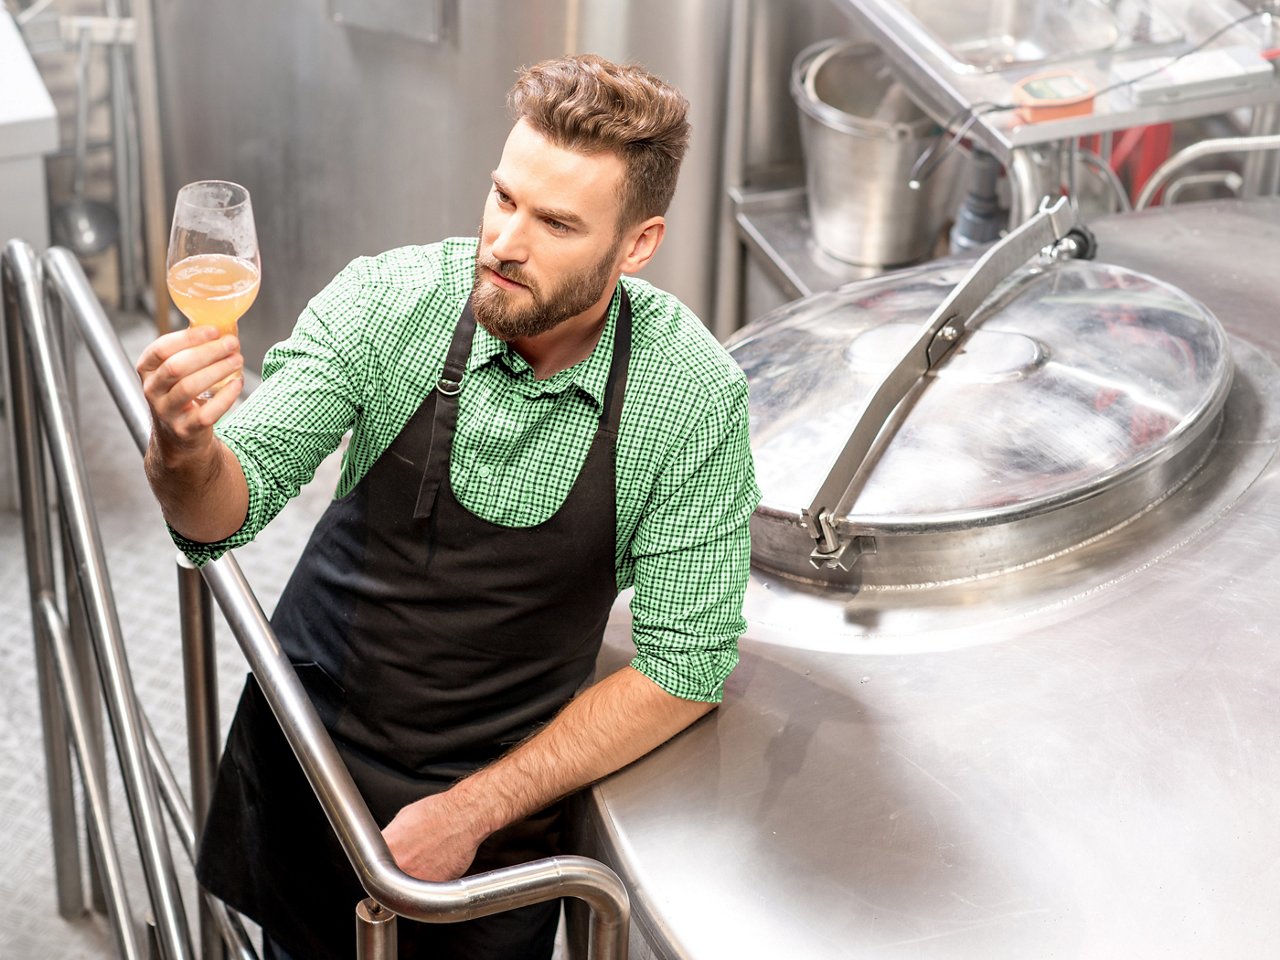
[356,899,398,960]
[48,287,110,914]
[16,242,195,960]
[40,593,145,960]
[177,552,224,960]
[0,247,16,513]
[63,515,111,916]
[3,240,85,918]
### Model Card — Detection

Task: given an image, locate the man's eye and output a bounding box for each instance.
[494,188,512,204]
[545,218,569,233]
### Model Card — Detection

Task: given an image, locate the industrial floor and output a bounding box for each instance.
[0,314,569,958]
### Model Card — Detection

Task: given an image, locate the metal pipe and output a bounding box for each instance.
[1077,149,1133,213]
[102,0,139,310]
[1062,140,1078,216]
[46,271,78,414]
[15,245,195,959]
[1165,171,1244,206]
[146,915,161,960]
[177,552,225,960]
[127,0,171,331]
[48,273,110,915]
[0,261,15,513]
[33,244,632,958]
[139,708,258,960]
[3,241,84,919]
[1135,134,1280,210]
[42,248,152,449]
[711,0,753,339]
[38,592,144,960]
[356,899,398,960]
[1008,147,1055,225]
[1242,102,1280,198]
[62,512,110,917]
[802,198,1078,569]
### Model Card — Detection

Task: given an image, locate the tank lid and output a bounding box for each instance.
[731,259,1233,587]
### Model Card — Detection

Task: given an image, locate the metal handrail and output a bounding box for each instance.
[6,239,193,960]
[4,239,631,959]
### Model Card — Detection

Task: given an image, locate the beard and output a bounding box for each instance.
[470,230,621,341]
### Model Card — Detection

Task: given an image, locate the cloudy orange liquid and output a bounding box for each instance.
[167,253,260,335]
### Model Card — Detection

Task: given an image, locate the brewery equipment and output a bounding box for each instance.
[582,198,1280,960]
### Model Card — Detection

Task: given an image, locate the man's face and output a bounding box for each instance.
[472,120,628,341]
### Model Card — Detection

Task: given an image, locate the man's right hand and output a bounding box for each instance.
[136,325,244,460]
[136,325,250,544]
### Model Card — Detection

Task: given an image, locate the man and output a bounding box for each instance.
[137,54,758,959]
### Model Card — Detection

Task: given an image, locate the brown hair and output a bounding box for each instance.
[508,54,691,230]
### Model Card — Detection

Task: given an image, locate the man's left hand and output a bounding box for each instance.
[382,790,487,882]
[382,667,714,883]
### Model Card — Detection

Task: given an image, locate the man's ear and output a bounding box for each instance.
[619,217,666,275]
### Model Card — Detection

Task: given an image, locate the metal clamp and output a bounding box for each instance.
[804,196,1089,571]
[800,510,877,572]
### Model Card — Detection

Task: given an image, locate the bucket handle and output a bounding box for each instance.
[791,39,935,143]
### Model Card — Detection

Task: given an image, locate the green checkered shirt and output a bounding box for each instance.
[175,238,759,702]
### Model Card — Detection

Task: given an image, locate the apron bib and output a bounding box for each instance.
[197,289,632,959]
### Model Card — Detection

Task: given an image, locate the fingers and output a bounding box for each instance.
[381,796,479,882]
[190,371,245,425]
[137,326,244,436]
[135,324,221,379]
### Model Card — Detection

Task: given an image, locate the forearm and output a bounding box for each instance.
[457,666,713,838]
[143,432,249,544]
[136,325,252,544]
[383,665,713,880]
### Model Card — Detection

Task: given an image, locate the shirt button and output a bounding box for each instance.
[478,464,491,479]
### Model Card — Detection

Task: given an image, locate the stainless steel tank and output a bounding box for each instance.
[581,198,1280,959]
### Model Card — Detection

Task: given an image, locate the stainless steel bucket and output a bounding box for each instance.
[792,40,962,267]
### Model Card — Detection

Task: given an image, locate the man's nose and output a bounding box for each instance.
[489,214,528,264]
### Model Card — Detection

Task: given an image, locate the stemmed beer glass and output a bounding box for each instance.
[166,180,261,400]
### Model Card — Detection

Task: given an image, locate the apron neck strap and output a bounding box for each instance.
[413,285,632,520]
[599,283,631,431]
[436,299,477,396]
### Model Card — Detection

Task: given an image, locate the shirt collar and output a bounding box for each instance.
[465,285,620,409]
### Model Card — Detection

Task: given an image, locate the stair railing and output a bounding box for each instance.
[2,238,630,960]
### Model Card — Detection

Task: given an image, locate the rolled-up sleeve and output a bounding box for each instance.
[628,376,760,702]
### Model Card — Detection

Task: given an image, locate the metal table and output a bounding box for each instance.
[829,0,1280,219]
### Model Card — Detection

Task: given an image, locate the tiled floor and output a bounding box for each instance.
[1,314,570,958]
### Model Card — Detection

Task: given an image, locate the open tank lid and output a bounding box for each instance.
[729,259,1234,587]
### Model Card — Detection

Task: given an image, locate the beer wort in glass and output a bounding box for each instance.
[166,180,261,400]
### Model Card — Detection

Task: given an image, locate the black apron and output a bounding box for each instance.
[197,289,632,960]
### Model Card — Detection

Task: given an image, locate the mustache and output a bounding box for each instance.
[477,255,534,289]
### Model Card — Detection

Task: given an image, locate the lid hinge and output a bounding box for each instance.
[802,509,877,571]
